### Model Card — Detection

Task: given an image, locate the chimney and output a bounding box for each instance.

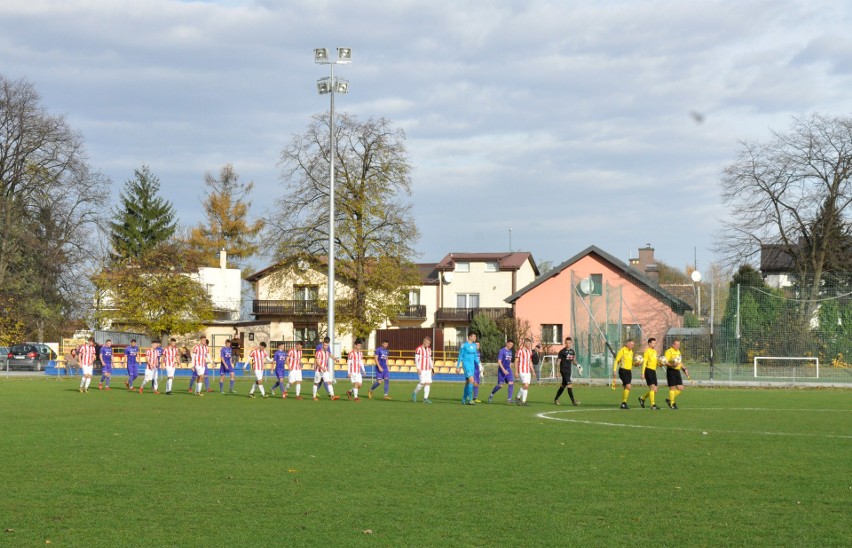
[638,244,659,282]
[220,249,227,270]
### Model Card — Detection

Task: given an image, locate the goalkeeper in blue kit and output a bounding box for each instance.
[456,332,479,405]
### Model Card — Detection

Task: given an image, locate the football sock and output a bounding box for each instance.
[249,384,255,395]
[383,379,389,395]
[491,385,502,396]
[370,381,380,391]
[85,377,91,389]
[80,377,85,389]
[229,379,235,391]
[166,378,173,392]
[622,388,630,403]
[567,387,575,402]
[284,383,291,393]
[473,385,479,399]
[313,384,318,398]
[522,388,528,403]
[258,384,265,396]
[204,377,210,389]
[152,379,158,391]
[105,377,110,387]
[423,385,430,399]
[650,391,656,406]
[196,381,202,394]
[219,381,224,392]
[555,386,565,399]
[295,384,301,397]
[507,384,514,400]
[327,384,335,397]
[671,389,679,403]
[415,383,424,393]
[100,374,106,383]
[352,387,358,399]
[272,380,280,391]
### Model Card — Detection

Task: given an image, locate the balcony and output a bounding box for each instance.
[435,307,513,323]
[252,299,326,317]
[397,304,427,320]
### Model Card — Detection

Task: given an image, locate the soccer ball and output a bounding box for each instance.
[674,356,682,364]
[634,355,643,365]
[660,356,669,366]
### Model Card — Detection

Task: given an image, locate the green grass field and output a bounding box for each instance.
[1,376,849,546]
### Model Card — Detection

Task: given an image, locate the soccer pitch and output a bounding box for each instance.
[1,377,849,546]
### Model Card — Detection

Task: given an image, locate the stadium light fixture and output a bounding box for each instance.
[315,47,351,360]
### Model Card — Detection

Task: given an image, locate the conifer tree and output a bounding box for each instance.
[110,165,177,262]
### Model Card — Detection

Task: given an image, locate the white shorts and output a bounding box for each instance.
[144,368,158,382]
[165,366,176,377]
[81,365,93,376]
[520,372,532,385]
[418,370,432,384]
[288,370,303,383]
[350,373,362,384]
[194,365,205,377]
[253,369,264,382]
[315,370,333,383]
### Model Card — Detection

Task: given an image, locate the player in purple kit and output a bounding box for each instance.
[368,339,391,399]
[98,339,113,390]
[270,343,287,396]
[124,339,140,390]
[488,339,515,403]
[219,339,236,393]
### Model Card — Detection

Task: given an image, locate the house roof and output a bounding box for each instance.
[435,252,539,275]
[760,244,796,274]
[505,245,692,314]
[417,263,440,285]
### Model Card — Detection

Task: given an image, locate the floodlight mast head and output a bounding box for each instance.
[316,78,332,95]
[314,48,329,63]
[337,47,352,63]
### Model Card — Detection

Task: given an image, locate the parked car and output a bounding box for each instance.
[7,343,57,371]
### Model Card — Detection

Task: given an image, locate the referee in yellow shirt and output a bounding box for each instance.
[638,338,661,410]
[664,339,687,409]
[612,339,635,409]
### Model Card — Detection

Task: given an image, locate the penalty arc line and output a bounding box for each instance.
[536,409,852,440]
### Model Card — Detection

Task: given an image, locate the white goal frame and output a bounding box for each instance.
[753,356,820,379]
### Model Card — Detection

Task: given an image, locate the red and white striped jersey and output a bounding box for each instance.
[249,348,267,371]
[287,348,303,370]
[315,348,329,371]
[347,350,364,375]
[78,344,96,366]
[516,348,533,374]
[162,346,179,367]
[415,345,432,371]
[192,344,208,368]
[144,348,160,369]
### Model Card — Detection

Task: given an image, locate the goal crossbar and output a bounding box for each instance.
[753,356,820,379]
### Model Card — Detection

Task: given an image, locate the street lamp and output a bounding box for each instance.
[315,47,351,360]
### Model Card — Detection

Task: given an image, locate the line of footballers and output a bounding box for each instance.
[72,333,689,408]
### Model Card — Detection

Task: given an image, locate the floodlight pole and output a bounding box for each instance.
[315,48,350,361]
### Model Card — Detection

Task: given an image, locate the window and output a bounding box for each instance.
[294,324,318,343]
[455,327,468,345]
[455,261,470,273]
[456,293,480,309]
[294,285,319,301]
[622,324,641,343]
[485,261,499,272]
[590,273,603,296]
[541,324,563,344]
[408,289,420,305]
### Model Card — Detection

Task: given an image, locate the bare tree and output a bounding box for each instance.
[719,113,852,308]
[268,113,420,339]
[0,75,107,339]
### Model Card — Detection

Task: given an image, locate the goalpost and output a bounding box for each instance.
[753,356,820,379]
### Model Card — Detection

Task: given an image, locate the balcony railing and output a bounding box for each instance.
[397,304,427,319]
[253,299,326,317]
[435,307,513,323]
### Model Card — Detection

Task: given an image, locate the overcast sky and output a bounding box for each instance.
[3,0,851,274]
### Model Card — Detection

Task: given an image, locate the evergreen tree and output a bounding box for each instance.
[186,164,264,269]
[110,166,176,262]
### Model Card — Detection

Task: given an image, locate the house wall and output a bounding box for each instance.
[196,266,242,320]
[438,260,527,309]
[514,254,683,347]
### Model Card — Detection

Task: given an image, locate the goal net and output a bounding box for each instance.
[753,356,820,379]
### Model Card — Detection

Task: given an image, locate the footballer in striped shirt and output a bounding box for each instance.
[248,342,269,398]
[346,339,365,402]
[78,337,97,393]
[283,341,304,399]
[411,337,434,403]
[139,341,162,394]
[162,338,180,395]
[514,338,537,406]
[191,338,209,396]
[313,340,339,400]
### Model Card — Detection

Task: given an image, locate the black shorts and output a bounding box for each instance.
[618,368,632,386]
[644,369,657,386]
[560,368,572,385]
[666,368,683,387]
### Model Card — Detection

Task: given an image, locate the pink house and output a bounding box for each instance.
[506,246,691,363]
